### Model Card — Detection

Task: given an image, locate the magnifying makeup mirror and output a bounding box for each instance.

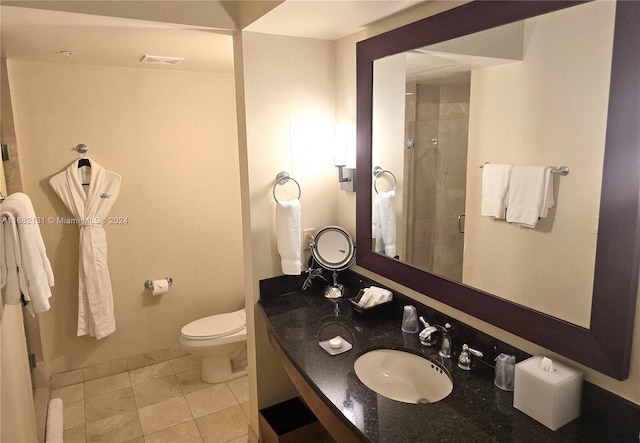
[310,226,356,299]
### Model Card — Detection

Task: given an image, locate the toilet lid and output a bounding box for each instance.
[181,310,245,339]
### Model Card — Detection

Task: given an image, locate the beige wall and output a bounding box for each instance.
[372,53,405,258]
[1,58,22,194]
[464,1,615,328]
[335,1,639,404]
[7,60,245,374]
[235,31,339,434]
[335,32,358,237]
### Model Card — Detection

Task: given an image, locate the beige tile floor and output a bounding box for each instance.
[51,355,251,442]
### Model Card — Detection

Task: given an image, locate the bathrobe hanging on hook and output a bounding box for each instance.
[50,158,122,339]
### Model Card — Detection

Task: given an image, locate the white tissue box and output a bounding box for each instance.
[513,355,582,430]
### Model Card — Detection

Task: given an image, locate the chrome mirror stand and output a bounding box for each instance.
[324,270,345,299]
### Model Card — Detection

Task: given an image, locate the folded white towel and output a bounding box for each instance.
[372,190,396,257]
[481,163,514,218]
[506,165,554,228]
[357,290,372,307]
[364,293,383,308]
[364,292,393,308]
[276,199,302,275]
[368,286,392,299]
[358,286,393,307]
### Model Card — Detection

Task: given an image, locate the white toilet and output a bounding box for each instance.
[180,308,248,384]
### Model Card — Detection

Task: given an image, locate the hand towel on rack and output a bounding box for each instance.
[372,189,396,257]
[481,163,514,218]
[506,165,554,228]
[0,193,55,313]
[276,199,302,275]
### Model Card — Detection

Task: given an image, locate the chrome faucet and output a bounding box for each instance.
[418,323,452,358]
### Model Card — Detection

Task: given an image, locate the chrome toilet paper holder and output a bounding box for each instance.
[144,277,173,289]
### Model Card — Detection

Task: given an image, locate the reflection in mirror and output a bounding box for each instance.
[311,226,356,299]
[357,0,640,379]
[371,1,616,328]
[372,166,398,258]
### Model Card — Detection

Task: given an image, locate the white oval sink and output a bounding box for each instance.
[354,349,453,404]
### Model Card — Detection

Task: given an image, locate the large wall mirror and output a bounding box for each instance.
[356,0,639,380]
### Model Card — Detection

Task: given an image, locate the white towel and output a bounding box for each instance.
[357,290,372,307]
[364,286,393,307]
[276,199,302,275]
[45,398,64,443]
[0,193,55,313]
[358,286,393,307]
[506,165,554,228]
[2,212,23,307]
[481,163,513,218]
[372,190,396,257]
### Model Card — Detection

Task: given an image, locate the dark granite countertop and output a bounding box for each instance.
[259,272,640,443]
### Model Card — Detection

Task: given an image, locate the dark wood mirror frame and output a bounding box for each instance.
[356,0,639,380]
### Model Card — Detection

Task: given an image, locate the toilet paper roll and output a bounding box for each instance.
[151,279,169,296]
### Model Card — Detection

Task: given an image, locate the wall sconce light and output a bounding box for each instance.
[336,164,356,192]
[335,123,356,192]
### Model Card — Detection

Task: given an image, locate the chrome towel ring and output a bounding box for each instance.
[373,166,397,194]
[273,171,301,203]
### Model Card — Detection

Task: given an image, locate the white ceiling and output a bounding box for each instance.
[0,1,423,72]
[245,0,423,40]
[0,6,235,72]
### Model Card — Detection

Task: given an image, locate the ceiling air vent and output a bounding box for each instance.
[140,55,184,65]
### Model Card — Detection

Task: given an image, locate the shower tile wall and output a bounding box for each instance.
[408,82,469,281]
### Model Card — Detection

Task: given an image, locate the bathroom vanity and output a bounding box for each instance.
[259,272,639,442]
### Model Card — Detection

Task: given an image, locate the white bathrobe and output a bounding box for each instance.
[49,159,121,339]
[0,193,55,313]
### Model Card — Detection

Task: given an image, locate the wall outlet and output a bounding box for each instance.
[303,228,316,250]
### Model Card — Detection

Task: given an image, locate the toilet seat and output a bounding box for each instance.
[181,309,246,340]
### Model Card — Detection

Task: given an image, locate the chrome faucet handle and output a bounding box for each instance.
[457,344,483,370]
[418,317,432,340]
[418,317,436,347]
[418,323,452,358]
